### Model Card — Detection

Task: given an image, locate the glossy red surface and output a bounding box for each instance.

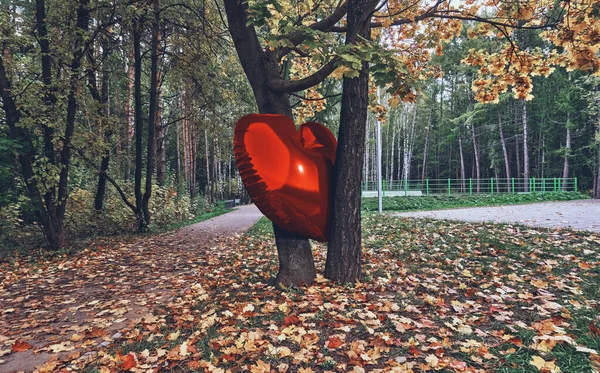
[234,114,337,241]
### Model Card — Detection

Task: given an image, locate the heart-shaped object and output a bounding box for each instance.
[234,114,337,241]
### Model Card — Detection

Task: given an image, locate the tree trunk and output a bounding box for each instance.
[224,0,315,286]
[124,43,135,181]
[458,135,466,192]
[155,28,166,187]
[141,0,160,225]
[498,110,510,190]
[421,110,431,183]
[522,99,530,192]
[471,123,480,192]
[133,17,145,231]
[364,117,370,189]
[325,0,376,284]
[94,32,111,211]
[561,112,571,190]
[595,109,600,199]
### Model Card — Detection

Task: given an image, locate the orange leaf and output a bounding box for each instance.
[11,340,33,352]
[283,315,300,325]
[119,353,137,370]
[327,337,344,349]
[589,322,600,336]
[86,326,106,338]
[408,345,420,357]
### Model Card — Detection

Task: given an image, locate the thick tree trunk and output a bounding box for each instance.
[224,0,315,286]
[0,54,58,247]
[325,0,377,284]
[142,0,160,225]
[522,99,530,192]
[498,110,510,190]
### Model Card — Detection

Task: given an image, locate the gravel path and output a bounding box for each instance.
[392,199,600,232]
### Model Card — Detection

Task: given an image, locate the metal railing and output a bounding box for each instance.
[362,177,578,196]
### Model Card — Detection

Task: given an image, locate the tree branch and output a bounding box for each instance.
[267,57,340,93]
[275,1,348,60]
[75,147,138,214]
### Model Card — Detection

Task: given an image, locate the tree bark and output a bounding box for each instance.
[155,29,166,187]
[325,0,377,284]
[421,110,431,183]
[142,0,160,225]
[224,0,316,286]
[124,44,135,180]
[596,108,600,199]
[133,16,145,231]
[458,135,466,192]
[522,99,530,192]
[94,31,111,211]
[561,112,571,190]
[498,110,510,190]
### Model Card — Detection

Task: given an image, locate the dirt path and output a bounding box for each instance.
[392,199,600,232]
[0,205,262,373]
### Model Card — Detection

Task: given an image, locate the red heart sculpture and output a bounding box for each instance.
[234,114,337,241]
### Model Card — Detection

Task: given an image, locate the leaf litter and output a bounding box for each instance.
[0,215,599,372]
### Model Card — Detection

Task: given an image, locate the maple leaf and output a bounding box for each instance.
[250,359,270,373]
[48,342,74,353]
[119,352,137,370]
[283,315,301,325]
[11,340,33,352]
[327,336,344,349]
[530,356,561,373]
[85,326,107,338]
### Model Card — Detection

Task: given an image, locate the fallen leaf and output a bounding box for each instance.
[327,337,344,349]
[530,355,561,373]
[283,315,300,325]
[11,340,33,352]
[119,352,137,370]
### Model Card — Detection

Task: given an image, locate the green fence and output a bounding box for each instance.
[362,178,578,196]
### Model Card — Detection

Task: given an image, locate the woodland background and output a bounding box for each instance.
[1,0,599,252]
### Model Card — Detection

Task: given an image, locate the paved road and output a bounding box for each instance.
[392,199,600,232]
[178,203,263,241]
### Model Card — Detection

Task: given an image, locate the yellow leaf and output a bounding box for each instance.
[530,355,561,373]
[250,360,270,373]
[167,330,180,341]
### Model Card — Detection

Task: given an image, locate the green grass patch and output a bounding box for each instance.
[362,191,589,212]
[157,204,230,232]
[244,216,274,237]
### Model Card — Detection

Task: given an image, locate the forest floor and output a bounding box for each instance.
[1,203,599,373]
[0,205,262,373]
[393,199,600,232]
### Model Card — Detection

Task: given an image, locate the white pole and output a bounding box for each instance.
[377,88,383,213]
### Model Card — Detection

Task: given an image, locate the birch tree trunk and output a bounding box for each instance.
[459,135,466,192]
[562,112,571,190]
[471,122,480,192]
[421,110,431,183]
[498,110,510,190]
[522,99,530,192]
